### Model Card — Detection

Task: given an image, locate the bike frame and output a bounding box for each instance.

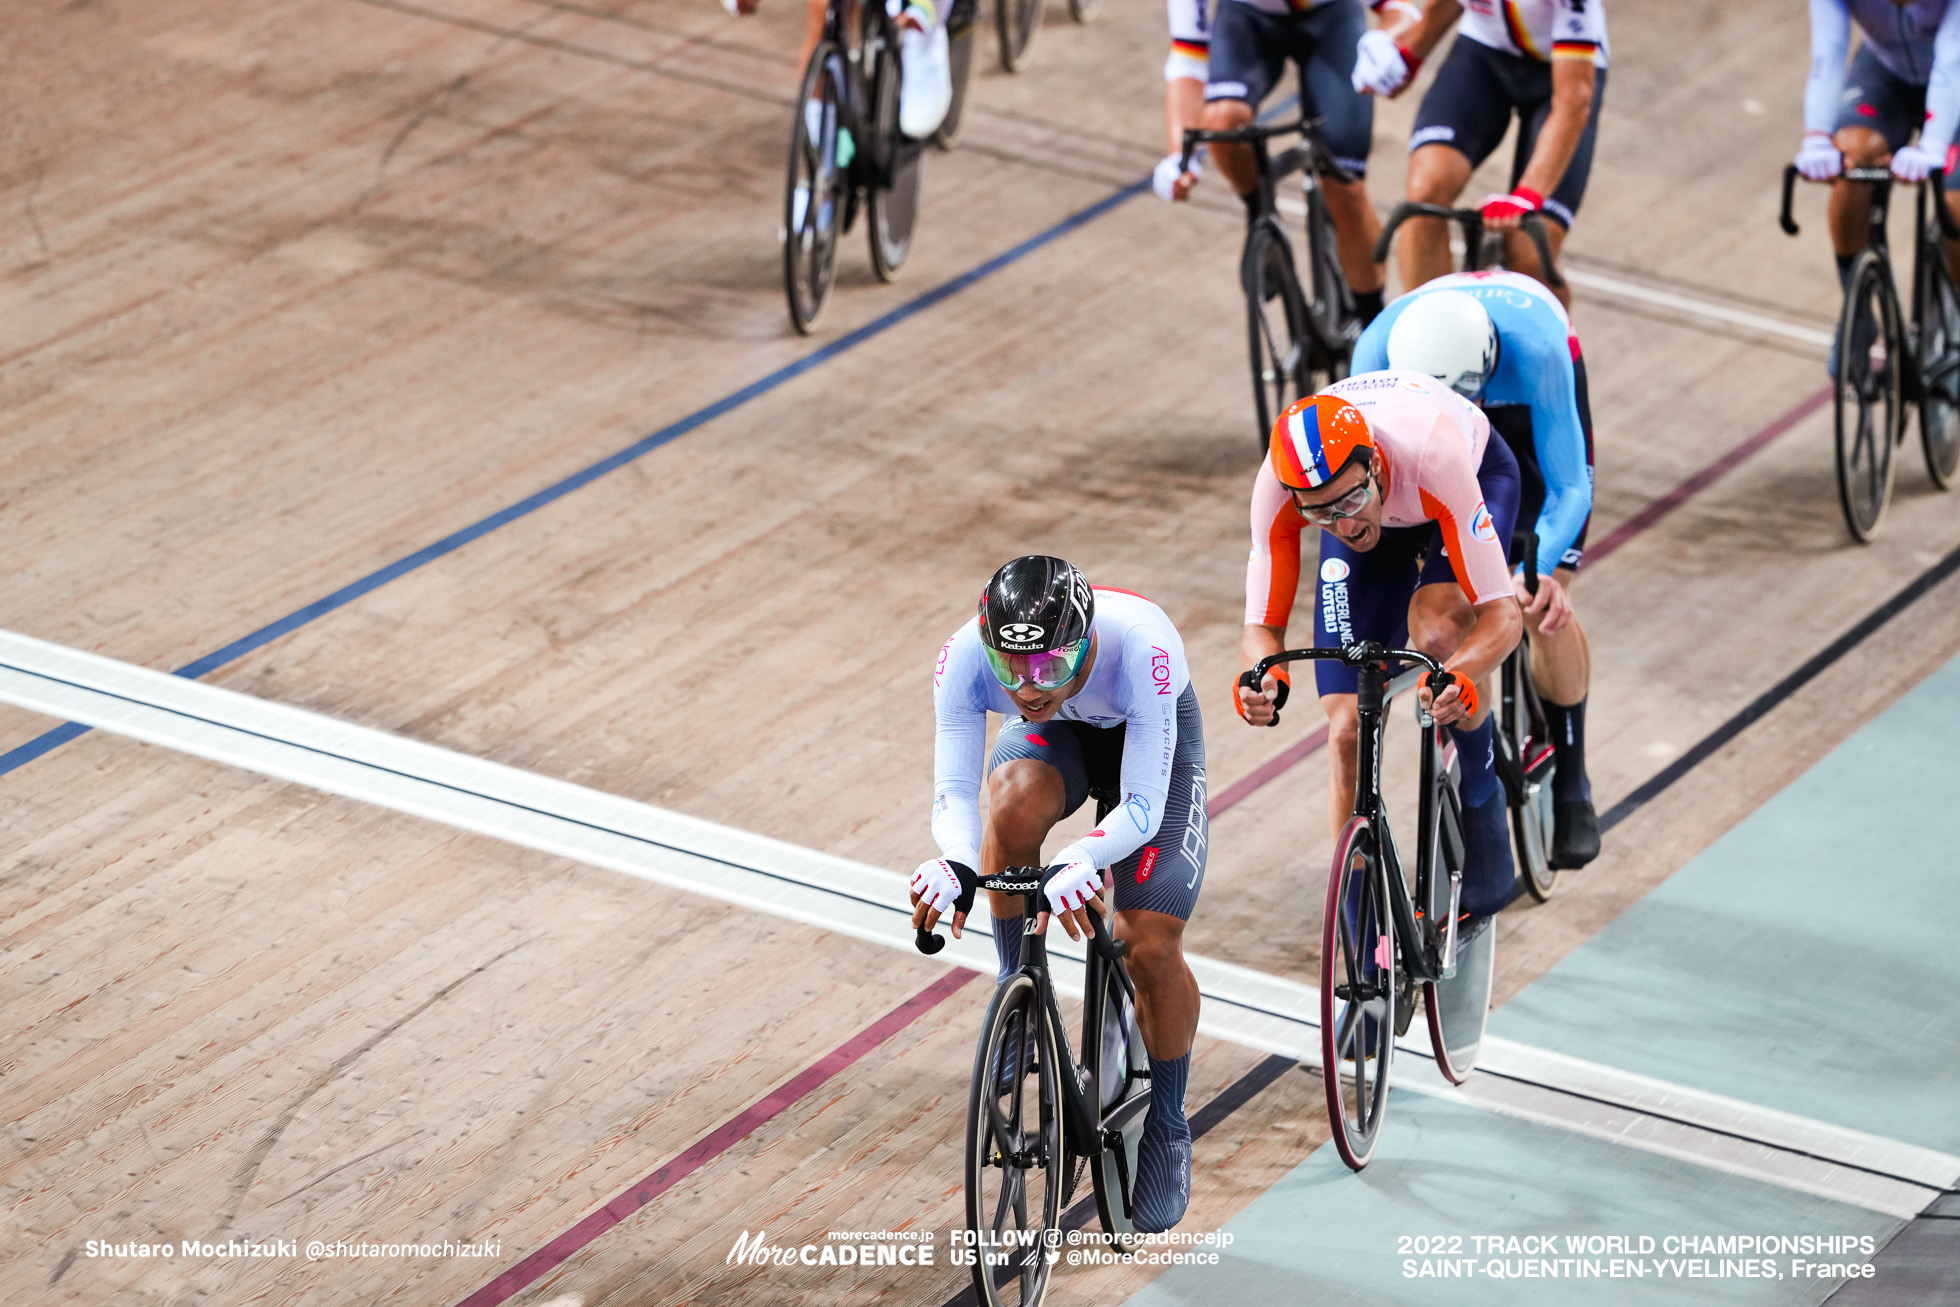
[1246,643,1453,984]
[1181,114,1357,357]
[918,868,1147,1211]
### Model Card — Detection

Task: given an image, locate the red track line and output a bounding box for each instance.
[1206,726,1328,819]
[454,968,980,1307]
[1586,386,1831,563]
[1203,385,1833,821]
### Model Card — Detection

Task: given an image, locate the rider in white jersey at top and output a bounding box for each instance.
[911,560,1208,1234]
[1796,0,1960,356]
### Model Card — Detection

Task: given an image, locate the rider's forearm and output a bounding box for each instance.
[1443,599,1522,686]
[1804,0,1852,137]
[1165,77,1204,157]
[1515,61,1594,199]
[1402,0,1460,62]
[1240,622,1285,672]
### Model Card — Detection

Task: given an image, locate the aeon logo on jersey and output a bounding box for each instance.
[998,622,1045,645]
[1471,502,1498,542]
[1149,646,1172,695]
[1319,558,1351,583]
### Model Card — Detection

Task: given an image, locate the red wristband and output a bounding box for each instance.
[1397,46,1422,78]
[1512,185,1545,210]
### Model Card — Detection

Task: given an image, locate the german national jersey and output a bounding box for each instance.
[1458,0,1609,69]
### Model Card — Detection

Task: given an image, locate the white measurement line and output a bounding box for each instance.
[0,628,1949,1216]
[1563,267,1835,347]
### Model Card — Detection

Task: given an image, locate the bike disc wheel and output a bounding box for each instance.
[865,28,922,281]
[996,0,1043,73]
[932,0,978,151]
[783,45,848,334]
[1303,185,1358,392]
[1834,250,1902,541]
[1507,656,1559,900]
[1320,815,1394,1171]
[967,973,1060,1307]
[1244,220,1310,455]
[1084,957,1148,1253]
[1425,920,1495,1085]
[1918,259,1960,488]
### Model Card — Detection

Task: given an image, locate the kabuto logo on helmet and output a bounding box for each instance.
[980,555,1096,654]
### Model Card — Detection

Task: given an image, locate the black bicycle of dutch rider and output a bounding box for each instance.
[915,857,1150,1306]
[1239,642,1495,1170]
[783,0,928,333]
[1780,164,1960,542]
[1180,111,1361,454]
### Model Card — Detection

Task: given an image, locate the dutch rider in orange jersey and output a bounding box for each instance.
[1237,380,1524,938]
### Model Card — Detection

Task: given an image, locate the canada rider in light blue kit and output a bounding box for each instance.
[1353,271,1600,867]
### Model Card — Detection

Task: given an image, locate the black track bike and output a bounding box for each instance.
[1240,642,1495,1169]
[783,0,925,333]
[1181,114,1360,453]
[916,864,1149,1306]
[1780,164,1960,541]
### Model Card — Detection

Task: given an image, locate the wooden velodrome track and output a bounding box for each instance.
[3,0,1959,1302]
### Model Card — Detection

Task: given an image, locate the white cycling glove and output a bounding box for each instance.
[1153,150,1201,202]
[1795,132,1843,182]
[1351,29,1411,97]
[1042,844,1104,916]
[910,857,975,915]
[1892,142,1947,183]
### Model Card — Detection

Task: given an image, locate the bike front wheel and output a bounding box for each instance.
[1917,253,1960,488]
[1835,249,1902,541]
[996,0,1043,73]
[783,43,849,333]
[1244,220,1310,455]
[866,25,922,281]
[967,972,1061,1307]
[1321,815,1394,1171]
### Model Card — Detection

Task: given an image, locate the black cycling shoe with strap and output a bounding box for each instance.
[1552,799,1601,869]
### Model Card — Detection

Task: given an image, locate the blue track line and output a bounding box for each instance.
[0,178,1150,779]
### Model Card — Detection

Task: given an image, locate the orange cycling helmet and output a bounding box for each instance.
[1269,394,1373,491]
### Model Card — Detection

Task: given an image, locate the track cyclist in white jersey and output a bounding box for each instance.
[1363,0,1608,309]
[1170,0,1416,325]
[1796,0,1960,369]
[910,557,1209,1233]
[1355,273,1601,865]
[733,0,953,141]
